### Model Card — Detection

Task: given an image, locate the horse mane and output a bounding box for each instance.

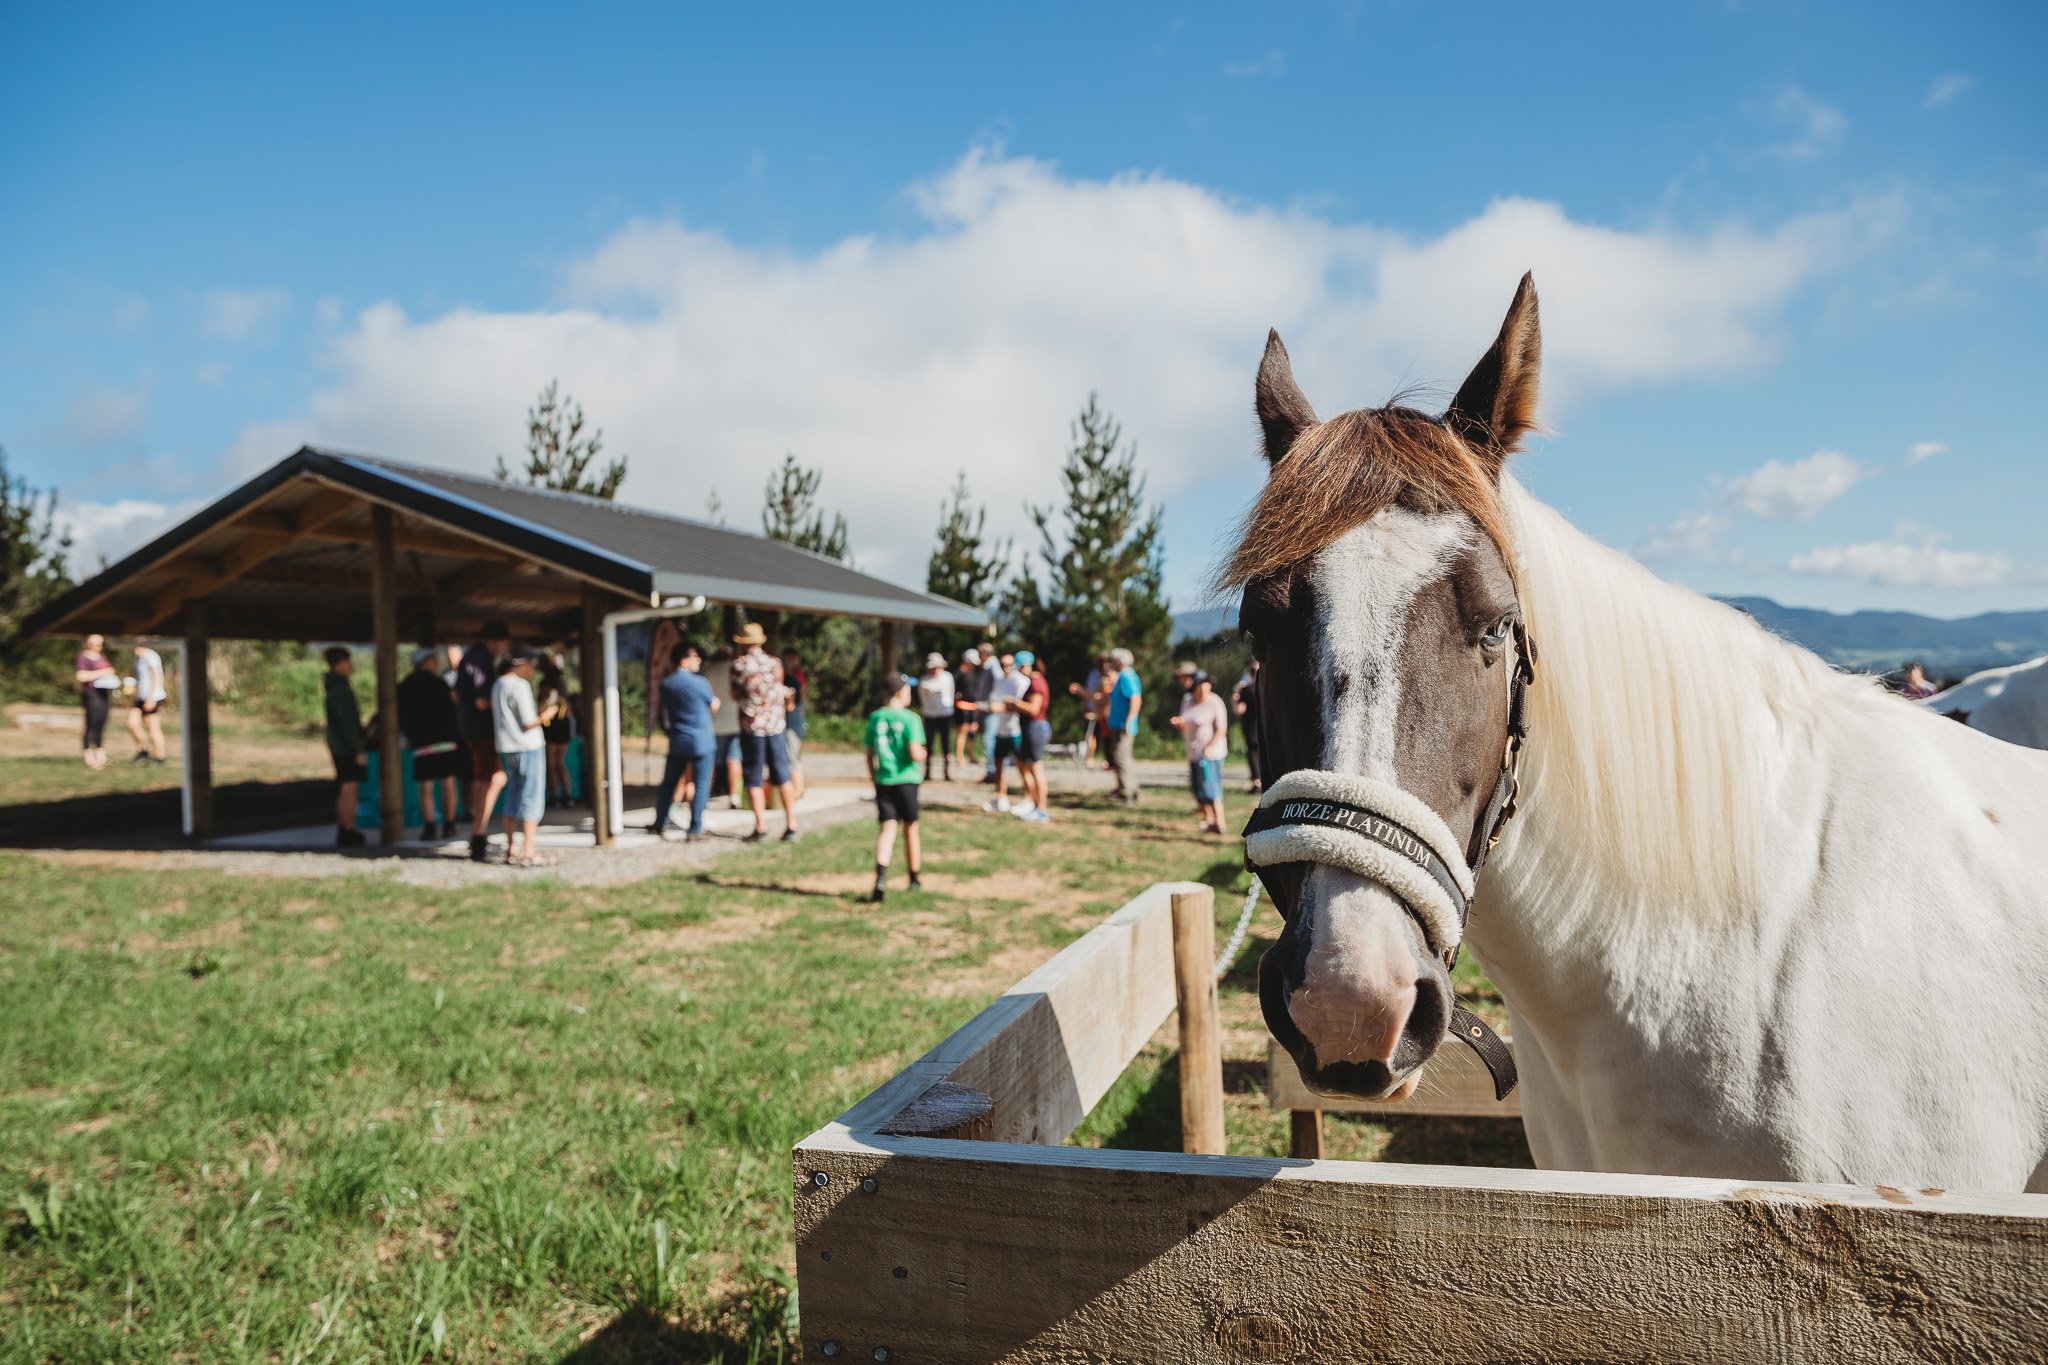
[1499,475,1876,914]
[1215,404,1512,591]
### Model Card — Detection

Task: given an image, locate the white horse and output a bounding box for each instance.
[1926,654,2048,750]
[1231,275,2048,1191]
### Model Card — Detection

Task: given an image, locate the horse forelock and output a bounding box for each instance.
[1216,405,1513,595]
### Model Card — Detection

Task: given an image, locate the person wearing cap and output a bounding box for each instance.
[1171,668,1231,835]
[456,620,512,860]
[863,672,927,902]
[916,653,956,781]
[492,643,560,866]
[729,621,799,842]
[1009,652,1053,823]
[952,649,981,774]
[398,646,465,840]
[1103,647,1143,802]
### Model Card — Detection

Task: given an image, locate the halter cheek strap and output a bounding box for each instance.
[1242,625,1535,1101]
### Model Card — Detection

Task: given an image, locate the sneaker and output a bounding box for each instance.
[869,878,887,904]
[469,835,490,862]
[1024,808,1051,824]
[906,873,923,892]
[742,830,767,844]
[780,829,800,843]
[336,828,366,848]
[131,750,151,763]
[1010,802,1036,818]
[983,798,1011,814]
[684,830,707,843]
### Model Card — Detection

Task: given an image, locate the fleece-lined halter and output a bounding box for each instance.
[1242,623,1534,1101]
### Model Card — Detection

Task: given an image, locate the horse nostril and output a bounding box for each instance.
[1390,968,1450,1074]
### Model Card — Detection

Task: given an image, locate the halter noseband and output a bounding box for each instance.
[1242,622,1535,1101]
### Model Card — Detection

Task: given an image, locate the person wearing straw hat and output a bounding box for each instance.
[728,620,799,842]
[916,652,955,781]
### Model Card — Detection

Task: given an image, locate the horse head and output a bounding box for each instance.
[1226,275,1541,1102]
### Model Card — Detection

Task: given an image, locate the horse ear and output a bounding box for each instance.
[1256,329,1318,464]
[1445,273,1541,477]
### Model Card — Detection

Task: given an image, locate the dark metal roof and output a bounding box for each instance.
[21,446,989,642]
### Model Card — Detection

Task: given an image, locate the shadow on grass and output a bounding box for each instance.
[688,874,850,902]
[560,1303,794,1365]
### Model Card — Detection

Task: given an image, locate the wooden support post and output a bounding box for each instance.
[760,609,781,657]
[1290,1109,1324,1160]
[878,620,898,679]
[1170,885,1226,1155]
[721,603,740,643]
[184,601,213,842]
[371,506,404,845]
[582,586,613,846]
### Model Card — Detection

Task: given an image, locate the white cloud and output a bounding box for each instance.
[200,287,290,342]
[1224,50,1286,78]
[1770,86,1847,159]
[1635,511,1730,562]
[1906,440,1947,464]
[1790,523,2048,590]
[64,381,149,446]
[59,498,204,569]
[217,148,1883,594]
[1724,449,1867,520]
[1924,73,1973,110]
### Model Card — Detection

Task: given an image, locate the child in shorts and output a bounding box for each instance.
[863,673,927,903]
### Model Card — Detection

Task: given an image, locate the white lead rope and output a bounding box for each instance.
[1213,879,1262,981]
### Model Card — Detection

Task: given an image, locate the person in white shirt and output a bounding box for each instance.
[916,653,956,781]
[705,648,744,809]
[125,642,169,764]
[491,645,559,867]
[982,652,1029,813]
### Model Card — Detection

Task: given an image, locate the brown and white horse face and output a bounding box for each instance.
[1242,511,1520,1099]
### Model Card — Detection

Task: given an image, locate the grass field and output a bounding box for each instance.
[1,794,1518,1362]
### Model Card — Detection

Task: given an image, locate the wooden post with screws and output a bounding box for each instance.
[1171,884,1226,1155]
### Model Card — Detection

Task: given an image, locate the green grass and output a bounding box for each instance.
[0,794,1519,1361]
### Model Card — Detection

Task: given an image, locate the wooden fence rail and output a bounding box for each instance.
[793,881,2048,1363]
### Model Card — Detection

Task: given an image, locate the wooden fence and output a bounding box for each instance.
[793,881,2048,1363]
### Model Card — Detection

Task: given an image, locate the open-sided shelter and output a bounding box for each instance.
[21,446,988,845]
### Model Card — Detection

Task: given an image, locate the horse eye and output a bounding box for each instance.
[1480,617,1513,649]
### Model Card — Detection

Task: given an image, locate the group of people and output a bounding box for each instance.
[323,620,577,865]
[71,632,169,770]
[650,621,807,844]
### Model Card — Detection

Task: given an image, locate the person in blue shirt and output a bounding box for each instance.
[1103,646,1143,803]
[653,642,720,840]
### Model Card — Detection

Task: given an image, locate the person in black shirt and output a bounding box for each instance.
[454,621,511,860]
[399,647,465,840]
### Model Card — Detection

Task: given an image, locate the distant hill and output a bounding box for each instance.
[1173,597,2048,680]
[1718,598,2048,677]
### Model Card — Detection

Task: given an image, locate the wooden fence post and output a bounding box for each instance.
[1171,885,1226,1155]
[370,505,404,845]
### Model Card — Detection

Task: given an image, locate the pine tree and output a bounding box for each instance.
[924,473,1008,661]
[759,453,869,714]
[761,453,849,560]
[495,380,628,498]
[1001,395,1171,709]
[0,446,80,701]
[0,446,71,650]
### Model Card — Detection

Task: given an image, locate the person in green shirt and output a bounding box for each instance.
[323,646,368,848]
[863,673,927,903]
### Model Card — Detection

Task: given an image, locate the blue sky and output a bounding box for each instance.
[4,2,2044,616]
